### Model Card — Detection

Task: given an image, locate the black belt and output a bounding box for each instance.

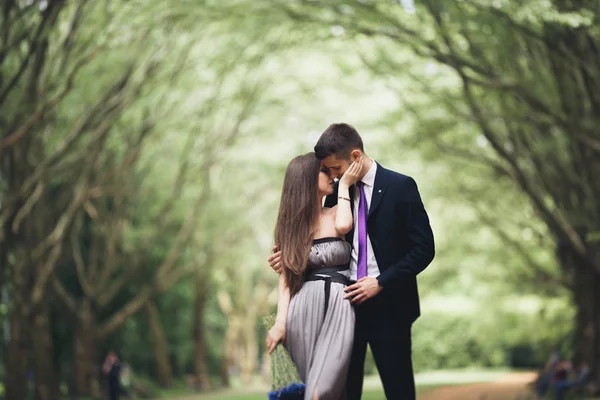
[304,265,350,321]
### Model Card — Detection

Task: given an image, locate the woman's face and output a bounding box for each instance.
[318,166,334,197]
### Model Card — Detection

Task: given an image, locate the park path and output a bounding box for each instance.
[417,371,537,400]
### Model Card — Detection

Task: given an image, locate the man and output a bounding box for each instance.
[268,123,434,399]
[102,351,121,400]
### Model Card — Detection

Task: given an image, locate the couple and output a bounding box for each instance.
[266,123,435,399]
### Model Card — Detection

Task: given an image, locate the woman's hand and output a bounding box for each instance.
[267,246,283,274]
[339,156,363,187]
[266,321,286,354]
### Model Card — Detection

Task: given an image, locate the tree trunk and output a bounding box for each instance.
[260,349,270,383]
[4,143,34,400]
[571,248,600,381]
[240,314,258,385]
[220,359,230,388]
[32,303,58,400]
[74,300,99,397]
[31,200,58,400]
[221,327,234,388]
[5,264,30,400]
[146,301,173,387]
[193,270,211,391]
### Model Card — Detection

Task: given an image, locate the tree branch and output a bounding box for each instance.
[0,1,66,106]
[71,215,94,297]
[474,202,569,293]
[52,278,78,315]
[0,46,103,151]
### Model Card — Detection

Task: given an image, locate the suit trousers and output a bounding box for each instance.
[346,293,415,400]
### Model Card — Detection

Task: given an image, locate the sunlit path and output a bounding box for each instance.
[163,370,537,400]
[417,372,537,400]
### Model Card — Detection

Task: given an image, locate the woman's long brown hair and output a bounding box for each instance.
[274,152,322,297]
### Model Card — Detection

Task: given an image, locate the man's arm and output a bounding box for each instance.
[376,177,435,290]
[269,182,340,273]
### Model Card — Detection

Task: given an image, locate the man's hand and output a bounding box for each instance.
[267,246,283,274]
[344,277,382,304]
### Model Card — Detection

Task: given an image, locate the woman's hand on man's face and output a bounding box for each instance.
[339,156,363,186]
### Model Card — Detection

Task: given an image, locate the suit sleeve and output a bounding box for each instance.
[324,182,339,208]
[376,177,435,289]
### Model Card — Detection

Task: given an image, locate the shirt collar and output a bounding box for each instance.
[360,159,377,187]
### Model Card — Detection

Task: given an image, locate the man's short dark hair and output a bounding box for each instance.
[314,123,364,160]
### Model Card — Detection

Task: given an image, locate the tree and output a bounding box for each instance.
[0,2,156,397]
[0,0,263,397]
[280,0,600,379]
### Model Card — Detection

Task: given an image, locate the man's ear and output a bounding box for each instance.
[350,149,362,161]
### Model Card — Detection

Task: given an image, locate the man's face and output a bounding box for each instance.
[321,154,351,179]
[321,151,362,179]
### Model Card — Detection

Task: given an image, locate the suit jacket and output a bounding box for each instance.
[325,163,435,323]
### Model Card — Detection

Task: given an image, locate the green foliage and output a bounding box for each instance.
[411,298,574,372]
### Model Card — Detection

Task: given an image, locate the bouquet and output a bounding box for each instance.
[263,315,306,399]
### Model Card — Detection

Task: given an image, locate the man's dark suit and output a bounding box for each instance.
[324,163,435,400]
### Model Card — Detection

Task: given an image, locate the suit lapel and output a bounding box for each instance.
[368,165,388,219]
[344,164,390,241]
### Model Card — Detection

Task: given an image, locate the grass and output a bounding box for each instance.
[163,385,438,400]
[157,368,513,399]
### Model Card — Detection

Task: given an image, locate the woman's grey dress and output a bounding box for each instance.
[285,238,355,400]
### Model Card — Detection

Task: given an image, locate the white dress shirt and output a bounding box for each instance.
[349,160,381,281]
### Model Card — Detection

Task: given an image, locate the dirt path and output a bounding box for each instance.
[418,372,537,400]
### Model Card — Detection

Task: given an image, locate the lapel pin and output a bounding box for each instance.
[378,189,382,193]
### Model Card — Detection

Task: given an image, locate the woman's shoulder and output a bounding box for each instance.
[322,205,337,214]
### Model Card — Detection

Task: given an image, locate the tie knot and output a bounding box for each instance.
[356,181,364,188]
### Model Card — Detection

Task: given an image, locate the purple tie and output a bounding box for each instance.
[356,181,368,280]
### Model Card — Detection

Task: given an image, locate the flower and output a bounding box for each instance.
[268,382,306,399]
[263,315,305,399]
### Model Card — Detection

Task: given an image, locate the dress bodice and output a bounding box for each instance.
[308,237,351,269]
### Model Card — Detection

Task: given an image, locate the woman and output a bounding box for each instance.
[266,152,363,400]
